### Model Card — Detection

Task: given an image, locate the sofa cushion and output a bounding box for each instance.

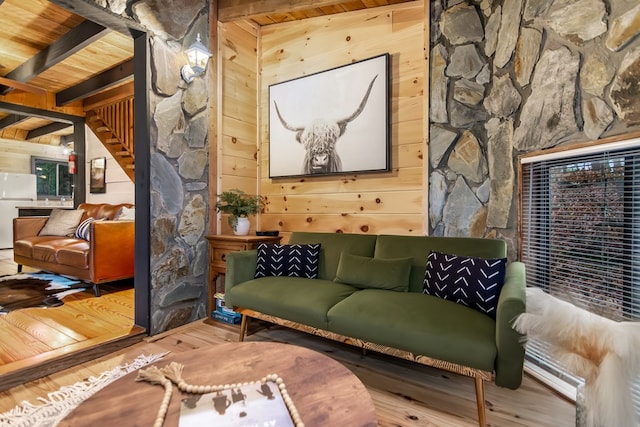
[288,232,378,281]
[13,236,61,258]
[78,203,134,220]
[38,209,84,237]
[227,276,359,330]
[31,238,86,263]
[327,289,498,372]
[374,235,508,293]
[115,206,135,220]
[423,251,507,319]
[255,243,321,278]
[334,253,412,291]
[56,242,90,268]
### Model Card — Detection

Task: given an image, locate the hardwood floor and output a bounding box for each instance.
[0,249,35,276]
[0,249,576,425]
[0,249,144,391]
[0,318,576,426]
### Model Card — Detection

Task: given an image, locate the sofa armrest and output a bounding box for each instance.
[494,261,526,389]
[13,217,48,241]
[90,220,135,283]
[224,249,258,307]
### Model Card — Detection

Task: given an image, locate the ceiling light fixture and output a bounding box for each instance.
[181,33,212,83]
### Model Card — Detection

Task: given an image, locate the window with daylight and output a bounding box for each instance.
[31,157,73,200]
[519,137,640,408]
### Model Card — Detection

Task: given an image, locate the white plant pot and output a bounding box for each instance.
[234,217,251,235]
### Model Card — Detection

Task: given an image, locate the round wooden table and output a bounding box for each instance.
[60,341,377,426]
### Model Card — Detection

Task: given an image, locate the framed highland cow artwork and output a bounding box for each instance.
[268,53,390,178]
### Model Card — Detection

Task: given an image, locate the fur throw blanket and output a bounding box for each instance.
[513,287,640,427]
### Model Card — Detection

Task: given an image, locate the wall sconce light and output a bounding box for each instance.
[181,33,212,83]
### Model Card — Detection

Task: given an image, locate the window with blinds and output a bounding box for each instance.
[519,137,640,410]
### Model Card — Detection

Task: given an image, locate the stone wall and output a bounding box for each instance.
[98,0,211,334]
[430,0,640,258]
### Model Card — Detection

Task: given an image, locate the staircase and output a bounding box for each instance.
[86,97,135,182]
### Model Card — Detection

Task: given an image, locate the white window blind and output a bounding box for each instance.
[520,138,640,410]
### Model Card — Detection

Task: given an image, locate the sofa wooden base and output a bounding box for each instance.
[237,308,491,427]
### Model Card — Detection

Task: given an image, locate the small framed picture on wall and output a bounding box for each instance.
[90,157,106,194]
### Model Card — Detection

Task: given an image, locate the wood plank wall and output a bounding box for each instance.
[217,1,427,240]
[0,138,67,173]
[217,21,260,235]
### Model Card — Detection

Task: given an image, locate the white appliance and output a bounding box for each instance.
[0,172,38,249]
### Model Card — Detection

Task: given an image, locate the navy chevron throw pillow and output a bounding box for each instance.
[255,243,321,279]
[422,251,507,319]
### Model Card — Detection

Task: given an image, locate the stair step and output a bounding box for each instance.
[125,165,135,169]
[106,138,120,144]
[96,126,110,133]
[115,151,131,156]
[88,116,102,123]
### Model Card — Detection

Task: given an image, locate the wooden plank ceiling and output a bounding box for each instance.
[0,0,412,146]
[218,0,417,25]
[0,0,134,146]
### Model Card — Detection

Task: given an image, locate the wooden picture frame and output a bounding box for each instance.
[268,53,390,179]
[89,157,106,194]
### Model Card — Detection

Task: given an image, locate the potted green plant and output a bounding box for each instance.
[215,189,264,235]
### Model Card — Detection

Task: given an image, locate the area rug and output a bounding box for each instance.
[0,352,168,427]
[0,272,88,314]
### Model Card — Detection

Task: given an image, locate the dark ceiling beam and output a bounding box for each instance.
[83,81,134,111]
[0,20,109,95]
[0,101,81,124]
[26,122,73,140]
[0,114,29,130]
[57,59,134,106]
[50,0,147,36]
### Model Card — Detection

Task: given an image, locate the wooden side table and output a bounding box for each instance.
[205,234,281,320]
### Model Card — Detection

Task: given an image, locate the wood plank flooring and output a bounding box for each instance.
[0,249,144,391]
[0,319,576,426]
[0,250,576,426]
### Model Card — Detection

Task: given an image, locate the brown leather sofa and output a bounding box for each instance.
[13,203,134,296]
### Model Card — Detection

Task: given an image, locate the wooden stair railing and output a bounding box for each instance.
[86,97,135,182]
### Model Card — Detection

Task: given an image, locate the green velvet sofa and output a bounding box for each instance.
[224,231,526,426]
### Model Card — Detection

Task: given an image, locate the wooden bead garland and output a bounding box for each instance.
[135,365,173,427]
[136,362,304,427]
